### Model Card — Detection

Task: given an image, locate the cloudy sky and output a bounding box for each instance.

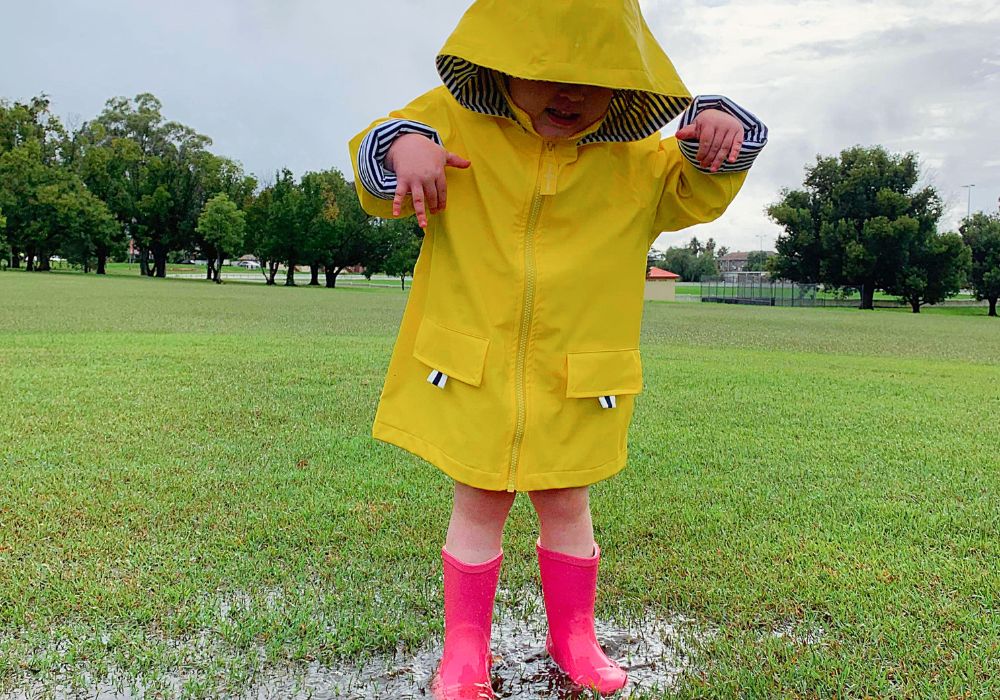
[2,0,998,252]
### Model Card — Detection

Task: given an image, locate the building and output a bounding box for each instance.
[719,250,774,273]
[644,267,680,301]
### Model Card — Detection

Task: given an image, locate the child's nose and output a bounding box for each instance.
[557,87,585,103]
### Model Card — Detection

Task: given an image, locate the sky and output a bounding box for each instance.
[2,0,999,252]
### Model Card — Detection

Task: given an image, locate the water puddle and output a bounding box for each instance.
[243,593,716,699]
[4,590,824,699]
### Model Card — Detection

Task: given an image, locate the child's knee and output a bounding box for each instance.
[529,486,591,522]
[453,481,516,519]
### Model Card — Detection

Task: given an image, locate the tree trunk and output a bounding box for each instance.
[152,243,167,278]
[139,248,151,277]
[310,263,320,286]
[267,261,278,285]
[400,275,405,290]
[37,254,51,272]
[96,245,107,275]
[10,248,20,268]
[860,284,875,310]
[206,259,215,280]
[910,298,921,313]
[285,260,296,286]
[990,297,997,317]
[214,253,224,284]
[325,268,341,288]
[26,251,35,271]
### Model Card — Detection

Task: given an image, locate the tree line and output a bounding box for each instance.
[768,146,1000,315]
[0,93,422,287]
[3,98,998,313]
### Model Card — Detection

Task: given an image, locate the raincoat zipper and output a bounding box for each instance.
[507,141,557,491]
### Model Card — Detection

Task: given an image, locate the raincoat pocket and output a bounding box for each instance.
[413,318,490,387]
[565,349,643,398]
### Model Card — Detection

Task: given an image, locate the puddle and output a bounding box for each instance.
[238,593,716,699]
[3,591,726,699]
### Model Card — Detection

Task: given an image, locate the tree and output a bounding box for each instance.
[196,194,246,283]
[195,155,256,280]
[961,213,1000,317]
[90,94,213,278]
[655,236,719,281]
[267,169,305,286]
[319,176,378,288]
[244,187,281,285]
[0,205,7,269]
[0,96,73,270]
[378,216,423,289]
[299,170,343,286]
[768,146,943,309]
[745,250,770,272]
[886,231,970,313]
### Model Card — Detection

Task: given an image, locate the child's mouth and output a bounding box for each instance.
[544,108,581,127]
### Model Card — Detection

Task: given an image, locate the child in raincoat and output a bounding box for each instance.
[349,1,766,696]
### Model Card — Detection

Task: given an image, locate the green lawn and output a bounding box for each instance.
[1,271,998,698]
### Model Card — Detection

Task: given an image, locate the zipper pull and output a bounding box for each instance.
[540,142,558,196]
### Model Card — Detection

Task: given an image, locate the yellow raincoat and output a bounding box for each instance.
[350,0,763,492]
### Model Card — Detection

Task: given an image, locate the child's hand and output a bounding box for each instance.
[675,109,744,173]
[387,134,471,227]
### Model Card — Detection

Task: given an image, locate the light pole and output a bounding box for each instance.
[961,184,975,220]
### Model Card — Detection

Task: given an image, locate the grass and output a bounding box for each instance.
[1,271,998,698]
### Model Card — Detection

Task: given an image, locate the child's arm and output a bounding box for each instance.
[348,88,467,227]
[650,96,767,242]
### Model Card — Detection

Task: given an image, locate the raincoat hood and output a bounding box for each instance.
[436,0,692,144]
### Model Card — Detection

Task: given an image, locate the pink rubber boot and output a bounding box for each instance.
[536,540,628,694]
[431,547,502,700]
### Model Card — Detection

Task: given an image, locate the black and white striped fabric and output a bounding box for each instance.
[427,369,449,389]
[436,55,691,145]
[358,120,443,200]
[356,92,767,199]
[598,395,617,409]
[676,95,767,173]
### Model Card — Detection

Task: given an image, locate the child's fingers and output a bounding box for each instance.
[411,181,428,228]
[703,127,728,170]
[696,124,717,166]
[392,180,409,218]
[675,123,698,141]
[727,130,743,163]
[445,152,471,169]
[711,130,739,172]
[424,178,440,215]
[436,172,448,211]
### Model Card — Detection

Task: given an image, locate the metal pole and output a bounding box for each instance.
[961,184,975,220]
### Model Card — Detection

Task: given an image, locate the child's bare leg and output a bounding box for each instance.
[528,486,595,557]
[445,481,516,562]
[529,486,627,692]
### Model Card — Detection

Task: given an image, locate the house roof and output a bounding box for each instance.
[647,267,680,280]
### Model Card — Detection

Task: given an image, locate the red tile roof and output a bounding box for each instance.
[647,267,680,280]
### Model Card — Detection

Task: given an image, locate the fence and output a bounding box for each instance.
[700,277,823,307]
[699,277,987,309]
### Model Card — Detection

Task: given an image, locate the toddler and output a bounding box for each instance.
[349,1,766,696]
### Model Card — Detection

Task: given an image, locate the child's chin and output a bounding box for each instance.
[537,124,579,139]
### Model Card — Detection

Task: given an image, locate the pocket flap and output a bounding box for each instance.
[566,349,643,398]
[413,319,490,387]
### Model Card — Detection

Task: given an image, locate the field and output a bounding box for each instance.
[1,271,998,699]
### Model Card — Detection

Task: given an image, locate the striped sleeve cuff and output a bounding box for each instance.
[677,95,768,173]
[357,119,443,199]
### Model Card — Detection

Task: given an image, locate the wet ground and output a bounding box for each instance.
[237,593,715,699]
[3,590,821,699]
